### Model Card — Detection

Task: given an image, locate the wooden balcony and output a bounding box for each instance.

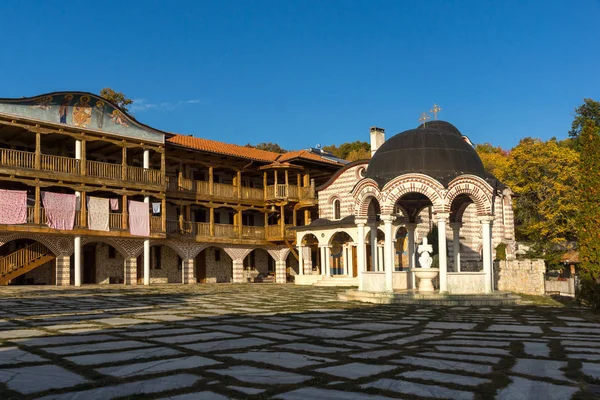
[165,220,294,242]
[0,148,163,187]
[166,176,315,204]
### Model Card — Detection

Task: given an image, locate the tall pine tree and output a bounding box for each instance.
[578,120,600,280]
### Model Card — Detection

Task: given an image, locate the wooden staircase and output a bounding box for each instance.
[0,243,55,285]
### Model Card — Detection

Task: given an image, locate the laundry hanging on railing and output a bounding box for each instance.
[128,200,149,236]
[109,198,119,211]
[42,192,76,230]
[87,197,109,231]
[0,189,27,225]
[152,202,161,214]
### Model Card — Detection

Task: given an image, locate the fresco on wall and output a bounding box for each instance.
[0,92,164,143]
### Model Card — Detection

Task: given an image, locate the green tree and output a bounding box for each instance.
[245,142,286,153]
[502,138,579,249]
[99,88,134,112]
[323,141,370,161]
[578,120,600,280]
[569,98,600,150]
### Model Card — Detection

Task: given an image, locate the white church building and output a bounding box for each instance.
[294,121,516,295]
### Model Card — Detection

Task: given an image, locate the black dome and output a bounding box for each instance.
[365,121,486,187]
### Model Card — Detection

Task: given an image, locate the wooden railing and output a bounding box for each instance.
[266,225,282,239]
[0,149,35,169]
[0,242,50,276]
[150,216,162,233]
[242,226,265,240]
[41,154,80,174]
[214,223,237,238]
[299,186,315,200]
[287,185,299,200]
[241,186,264,201]
[109,213,123,230]
[75,211,84,227]
[213,182,236,198]
[87,160,122,180]
[127,166,163,185]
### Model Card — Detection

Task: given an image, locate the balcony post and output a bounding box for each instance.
[34,186,40,224]
[264,211,268,239]
[273,170,278,198]
[280,205,285,238]
[160,150,165,185]
[80,139,86,176]
[122,194,128,229]
[237,170,242,199]
[209,207,215,236]
[80,191,87,227]
[35,129,41,170]
[161,197,166,233]
[293,209,297,226]
[310,179,315,198]
[143,149,150,169]
[121,146,127,180]
[284,170,289,197]
[304,209,311,225]
[263,171,267,200]
[237,209,242,238]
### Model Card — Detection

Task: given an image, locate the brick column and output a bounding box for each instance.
[232,260,244,283]
[275,261,287,284]
[182,258,195,284]
[124,258,137,285]
[55,256,71,286]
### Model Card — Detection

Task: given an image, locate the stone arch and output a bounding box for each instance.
[223,246,253,261]
[326,230,356,246]
[0,233,73,256]
[298,231,326,246]
[380,174,446,214]
[352,179,383,218]
[444,175,494,216]
[81,237,129,259]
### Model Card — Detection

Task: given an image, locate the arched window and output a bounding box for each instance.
[333,199,341,220]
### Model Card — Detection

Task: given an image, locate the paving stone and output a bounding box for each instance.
[228,385,265,394]
[399,369,490,386]
[183,337,273,352]
[524,341,551,357]
[93,317,146,326]
[66,347,182,366]
[324,339,381,349]
[274,387,397,399]
[552,327,600,334]
[153,331,239,344]
[160,392,229,400]
[316,362,397,379]
[338,322,410,331]
[569,353,600,361]
[251,331,303,340]
[497,376,578,400]
[122,327,200,338]
[419,352,501,364]
[393,356,493,374]
[292,327,366,338]
[36,373,200,400]
[488,324,543,334]
[389,334,438,345]
[0,364,87,394]
[224,350,334,368]
[581,362,600,379]
[276,342,349,354]
[435,345,509,356]
[97,355,220,377]
[0,346,47,365]
[429,339,510,347]
[0,329,47,339]
[350,349,400,359]
[208,365,310,384]
[426,322,477,330]
[363,378,474,400]
[12,333,118,347]
[45,340,153,355]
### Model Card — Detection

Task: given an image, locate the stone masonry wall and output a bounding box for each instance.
[494,259,545,295]
[318,163,368,220]
[95,245,125,284]
[204,247,233,283]
[150,246,181,284]
[21,261,53,285]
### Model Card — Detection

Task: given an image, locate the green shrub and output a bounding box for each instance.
[495,243,507,261]
[577,277,600,311]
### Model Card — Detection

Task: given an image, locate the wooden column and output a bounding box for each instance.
[304,209,311,225]
[237,170,242,199]
[160,150,166,185]
[237,209,243,238]
[185,204,191,222]
[209,207,215,236]
[34,186,40,224]
[80,140,86,175]
[161,198,166,232]
[122,194,128,229]
[264,211,268,236]
[263,172,267,200]
[35,130,41,170]
[274,171,278,198]
[80,191,87,227]
[209,167,214,195]
[121,147,127,180]
[280,205,285,237]
[293,209,297,226]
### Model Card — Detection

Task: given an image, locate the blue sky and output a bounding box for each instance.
[1,0,598,150]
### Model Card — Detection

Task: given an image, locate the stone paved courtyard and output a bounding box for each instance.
[0,284,599,399]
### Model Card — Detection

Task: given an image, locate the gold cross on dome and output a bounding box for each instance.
[430,104,442,120]
[419,112,431,126]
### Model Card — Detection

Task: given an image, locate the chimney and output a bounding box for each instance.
[370,127,385,156]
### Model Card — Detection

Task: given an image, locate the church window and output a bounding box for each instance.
[333,199,341,220]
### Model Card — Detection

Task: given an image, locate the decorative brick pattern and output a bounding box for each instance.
[182,258,195,284]
[275,261,287,283]
[55,256,70,286]
[232,260,244,283]
[124,258,137,285]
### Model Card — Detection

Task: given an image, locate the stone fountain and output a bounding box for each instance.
[413,237,439,292]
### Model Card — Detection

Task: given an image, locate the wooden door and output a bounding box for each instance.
[352,246,358,277]
[196,252,207,283]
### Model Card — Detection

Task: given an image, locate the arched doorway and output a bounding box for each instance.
[243,248,273,282]
[137,244,182,284]
[195,246,233,283]
[329,232,354,276]
[80,242,126,284]
[299,233,319,274]
[395,226,408,271]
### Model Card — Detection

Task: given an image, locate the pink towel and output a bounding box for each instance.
[110,198,119,211]
[0,189,27,225]
[129,200,149,236]
[42,192,76,230]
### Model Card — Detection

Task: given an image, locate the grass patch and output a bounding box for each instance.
[516,294,571,307]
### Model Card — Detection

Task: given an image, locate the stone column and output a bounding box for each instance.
[275,261,286,283]
[319,245,326,275]
[356,219,367,290]
[124,257,137,285]
[450,222,462,273]
[55,256,71,286]
[481,216,494,293]
[232,260,244,283]
[341,244,347,276]
[347,244,354,276]
[436,212,450,293]
[143,149,151,286]
[377,245,384,272]
[73,236,82,286]
[369,225,377,271]
[324,246,331,276]
[182,258,195,284]
[297,245,304,275]
[381,214,395,292]
[406,223,417,289]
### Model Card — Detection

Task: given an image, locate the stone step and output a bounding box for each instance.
[339,289,520,306]
[314,276,358,287]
